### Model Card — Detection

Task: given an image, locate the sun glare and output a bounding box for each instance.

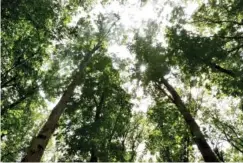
[140,64,146,72]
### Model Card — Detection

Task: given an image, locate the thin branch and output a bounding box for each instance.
[221,127,243,153]
[190,18,243,26]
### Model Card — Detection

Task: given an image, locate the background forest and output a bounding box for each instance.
[1,0,243,162]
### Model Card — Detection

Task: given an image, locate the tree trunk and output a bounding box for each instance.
[90,147,98,162]
[129,142,136,162]
[21,44,101,162]
[89,91,106,162]
[159,77,219,162]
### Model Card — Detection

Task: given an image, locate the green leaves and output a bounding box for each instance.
[56,55,133,161]
[2,0,243,161]
[147,101,192,161]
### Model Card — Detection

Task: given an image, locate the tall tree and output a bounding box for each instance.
[56,55,133,162]
[1,0,67,161]
[164,0,243,157]
[20,12,116,161]
[130,34,219,161]
[2,0,243,162]
[21,42,103,161]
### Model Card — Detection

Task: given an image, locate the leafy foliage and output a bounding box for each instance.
[147,100,193,162]
[1,0,243,162]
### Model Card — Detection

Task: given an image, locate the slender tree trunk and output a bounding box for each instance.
[158,77,219,162]
[214,147,225,162]
[89,91,106,162]
[129,142,136,162]
[90,146,98,162]
[120,139,126,162]
[21,44,101,162]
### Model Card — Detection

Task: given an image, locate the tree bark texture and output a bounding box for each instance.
[21,44,101,162]
[159,77,219,162]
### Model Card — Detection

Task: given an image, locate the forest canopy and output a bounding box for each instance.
[1,0,243,162]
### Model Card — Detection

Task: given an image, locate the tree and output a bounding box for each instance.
[56,55,133,162]
[20,11,120,161]
[2,0,243,162]
[166,27,243,97]
[166,0,243,97]
[21,39,103,162]
[164,0,243,157]
[1,0,66,161]
[1,0,63,116]
[130,34,219,161]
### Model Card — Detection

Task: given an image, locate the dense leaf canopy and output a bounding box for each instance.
[1,0,243,162]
